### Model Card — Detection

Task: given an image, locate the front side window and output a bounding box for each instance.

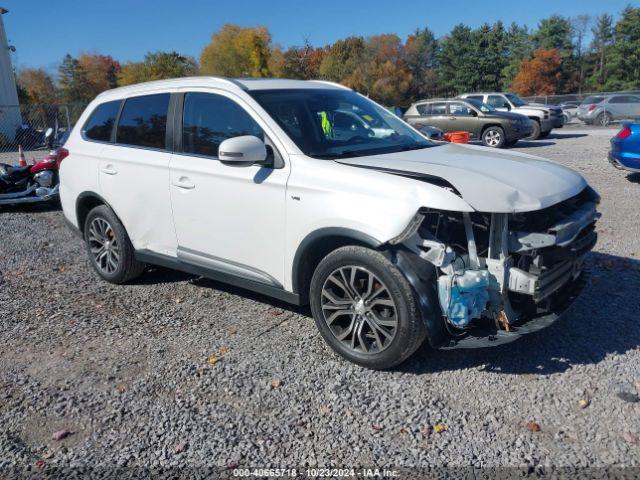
[83,100,120,142]
[487,95,510,109]
[182,92,263,158]
[449,102,475,116]
[116,93,170,149]
[249,89,431,159]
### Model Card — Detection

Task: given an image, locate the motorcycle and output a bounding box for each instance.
[0,128,69,206]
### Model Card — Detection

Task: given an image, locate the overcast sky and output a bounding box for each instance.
[2,0,637,73]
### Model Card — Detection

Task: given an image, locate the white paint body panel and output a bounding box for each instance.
[60,77,591,295]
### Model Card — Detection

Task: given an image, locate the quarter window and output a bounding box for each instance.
[416,104,431,115]
[182,92,263,158]
[82,100,120,142]
[116,94,170,149]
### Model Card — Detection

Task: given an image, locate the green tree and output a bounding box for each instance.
[200,24,272,77]
[437,24,475,93]
[58,54,92,104]
[404,27,439,101]
[470,22,508,91]
[319,36,365,83]
[605,6,640,90]
[501,23,533,90]
[118,51,197,86]
[588,14,614,89]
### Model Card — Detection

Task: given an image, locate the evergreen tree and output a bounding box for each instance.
[501,23,533,90]
[404,27,439,100]
[58,54,91,104]
[437,24,475,94]
[588,14,614,89]
[605,6,640,90]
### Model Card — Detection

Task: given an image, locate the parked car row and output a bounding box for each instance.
[577,94,640,126]
[403,91,565,148]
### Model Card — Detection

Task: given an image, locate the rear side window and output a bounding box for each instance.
[182,92,263,158]
[466,95,484,102]
[431,102,447,115]
[82,100,120,142]
[116,94,170,149]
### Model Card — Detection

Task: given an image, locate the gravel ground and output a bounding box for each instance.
[1,127,639,475]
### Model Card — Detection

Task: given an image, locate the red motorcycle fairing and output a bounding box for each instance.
[30,157,58,174]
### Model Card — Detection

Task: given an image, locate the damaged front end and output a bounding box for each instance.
[387,187,600,349]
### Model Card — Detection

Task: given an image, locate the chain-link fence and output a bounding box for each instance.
[0,103,87,153]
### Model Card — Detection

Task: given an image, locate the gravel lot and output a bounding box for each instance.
[1,126,639,474]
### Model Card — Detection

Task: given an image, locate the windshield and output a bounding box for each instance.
[581,95,605,105]
[249,89,431,159]
[505,93,528,107]
[465,98,496,113]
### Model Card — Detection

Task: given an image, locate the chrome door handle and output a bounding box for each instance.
[100,165,117,175]
[172,177,195,190]
[449,116,457,120]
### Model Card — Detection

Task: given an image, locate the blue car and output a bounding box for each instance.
[609,123,640,173]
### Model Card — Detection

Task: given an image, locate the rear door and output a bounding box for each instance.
[626,95,640,119]
[607,96,627,119]
[98,92,177,255]
[420,102,450,131]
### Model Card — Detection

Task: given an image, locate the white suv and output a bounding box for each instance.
[60,77,599,369]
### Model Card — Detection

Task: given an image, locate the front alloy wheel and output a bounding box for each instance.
[482,126,505,148]
[309,246,427,369]
[321,266,398,354]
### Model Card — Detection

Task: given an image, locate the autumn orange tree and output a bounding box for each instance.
[511,48,562,95]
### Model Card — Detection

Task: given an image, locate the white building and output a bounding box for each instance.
[0,7,21,142]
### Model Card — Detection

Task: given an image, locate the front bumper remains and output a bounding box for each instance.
[390,188,599,350]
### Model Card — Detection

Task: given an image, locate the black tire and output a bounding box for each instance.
[505,139,519,147]
[524,119,541,140]
[539,130,551,138]
[596,112,612,127]
[481,126,506,148]
[83,205,145,284]
[309,246,426,370]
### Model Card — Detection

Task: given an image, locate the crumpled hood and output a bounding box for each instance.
[337,143,587,213]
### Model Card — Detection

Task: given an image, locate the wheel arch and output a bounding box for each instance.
[75,191,119,237]
[291,228,381,304]
[480,123,504,135]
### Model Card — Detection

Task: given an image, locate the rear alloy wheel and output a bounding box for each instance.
[482,126,505,148]
[596,112,612,127]
[84,205,145,284]
[310,246,426,369]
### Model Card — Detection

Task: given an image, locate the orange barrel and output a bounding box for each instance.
[443,131,470,143]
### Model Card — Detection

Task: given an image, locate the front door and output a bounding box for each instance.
[448,102,481,138]
[169,90,290,287]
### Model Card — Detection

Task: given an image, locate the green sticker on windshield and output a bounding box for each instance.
[320,111,333,138]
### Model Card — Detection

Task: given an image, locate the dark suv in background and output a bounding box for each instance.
[403,98,533,148]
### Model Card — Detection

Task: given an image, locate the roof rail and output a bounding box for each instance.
[309,80,351,90]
